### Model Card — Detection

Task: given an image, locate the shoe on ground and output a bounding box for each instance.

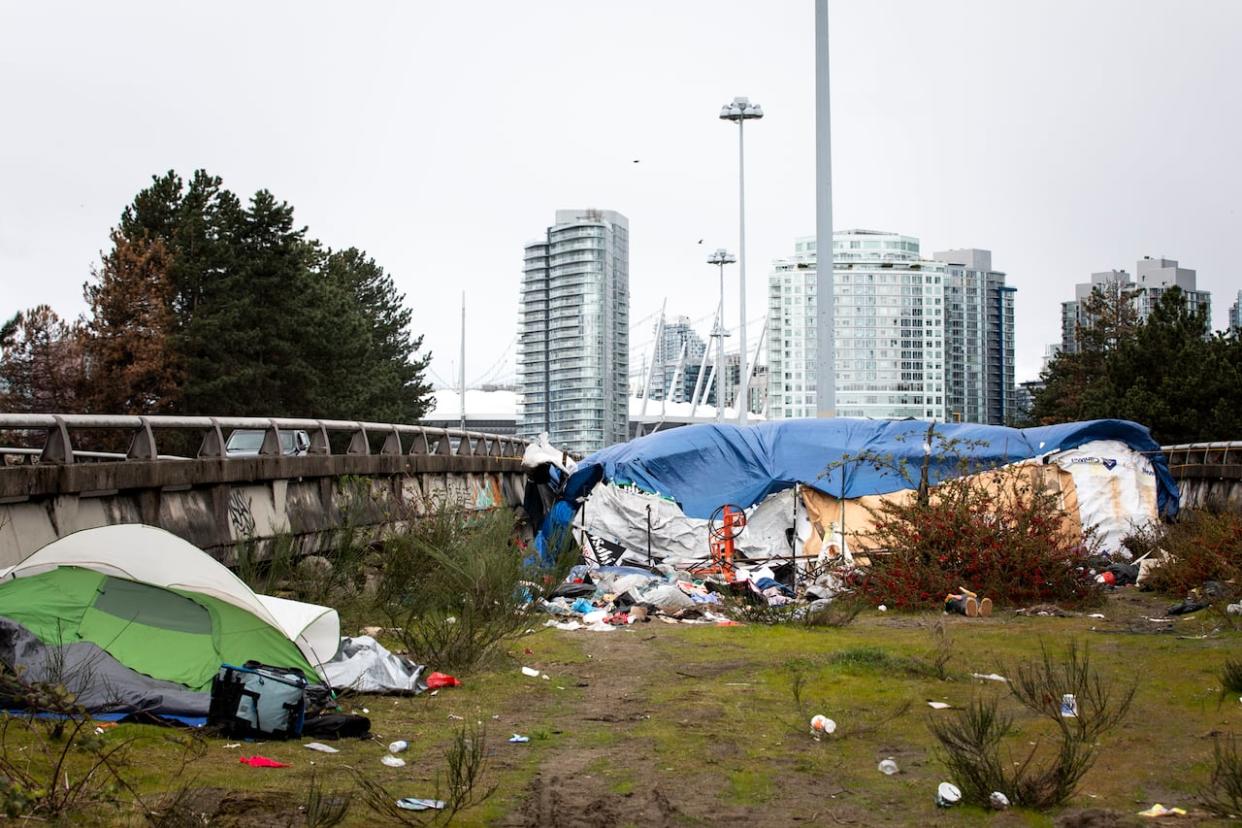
[978,597,992,617]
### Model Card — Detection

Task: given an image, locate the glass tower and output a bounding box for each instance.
[517,209,629,454]
[768,230,1014,424]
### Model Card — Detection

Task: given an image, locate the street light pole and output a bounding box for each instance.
[720,96,763,425]
[707,248,736,424]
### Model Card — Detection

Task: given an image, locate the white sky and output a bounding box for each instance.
[2,0,1239,391]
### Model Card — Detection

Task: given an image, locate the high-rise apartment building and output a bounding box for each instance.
[767,230,1015,423]
[935,249,1016,424]
[1060,257,1211,353]
[517,209,629,454]
[1230,290,1242,333]
[649,316,706,403]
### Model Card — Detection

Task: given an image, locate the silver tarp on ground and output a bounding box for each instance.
[322,635,426,694]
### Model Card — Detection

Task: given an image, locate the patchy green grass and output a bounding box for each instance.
[23,593,1242,825]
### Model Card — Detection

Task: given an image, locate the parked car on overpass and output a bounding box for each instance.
[224,428,310,457]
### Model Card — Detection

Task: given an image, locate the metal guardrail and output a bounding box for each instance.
[0,413,531,465]
[1161,441,1242,470]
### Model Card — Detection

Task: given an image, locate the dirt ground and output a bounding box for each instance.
[61,589,1242,826]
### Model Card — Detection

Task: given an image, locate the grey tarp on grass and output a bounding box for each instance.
[0,617,209,717]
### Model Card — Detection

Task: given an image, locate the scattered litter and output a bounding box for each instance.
[877,758,898,775]
[305,742,340,754]
[363,707,370,714]
[381,755,406,768]
[877,604,888,612]
[224,743,241,749]
[541,673,551,680]
[810,715,837,734]
[429,690,439,697]
[388,740,409,754]
[1226,602,1242,616]
[989,792,1010,810]
[239,756,288,768]
[1060,694,1078,718]
[1088,613,1106,619]
[927,701,951,710]
[521,667,540,678]
[448,714,464,721]
[971,672,1008,683]
[1137,803,1187,817]
[935,782,962,807]
[425,672,461,689]
[585,622,615,632]
[94,726,105,735]
[396,798,446,811]
[509,734,530,743]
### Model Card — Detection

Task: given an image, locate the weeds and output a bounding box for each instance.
[1138,507,1242,596]
[1220,658,1242,700]
[928,640,1136,809]
[912,619,954,681]
[303,769,352,828]
[723,594,862,628]
[354,725,493,825]
[376,504,574,672]
[1202,733,1242,819]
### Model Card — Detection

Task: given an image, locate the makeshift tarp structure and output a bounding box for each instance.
[543,418,1178,567]
[0,525,341,720]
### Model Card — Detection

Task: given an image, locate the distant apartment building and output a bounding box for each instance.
[1229,290,1242,333]
[517,209,629,454]
[1060,257,1211,353]
[766,230,1015,424]
[935,248,1017,425]
[648,316,706,403]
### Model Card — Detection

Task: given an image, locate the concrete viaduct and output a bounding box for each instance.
[0,414,535,566]
[2,414,1238,567]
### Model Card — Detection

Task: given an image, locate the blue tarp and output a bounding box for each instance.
[557,418,1178,523]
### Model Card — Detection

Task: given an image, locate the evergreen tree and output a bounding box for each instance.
[80,232,182,414]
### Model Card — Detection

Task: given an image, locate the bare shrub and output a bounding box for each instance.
[1138,508,1242,597]
[1202,733,1242,819]
[303,769,352,828]
[911,618,954,680]
[353,725,493,825]
[375,504,575,672]
[928,640,1135,809]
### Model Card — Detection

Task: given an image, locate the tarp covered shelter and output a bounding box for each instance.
[0,525,335,693]
[545,418,1178,566]
[561,418,1177,518]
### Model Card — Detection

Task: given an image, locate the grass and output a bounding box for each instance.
[20,591,1241,825]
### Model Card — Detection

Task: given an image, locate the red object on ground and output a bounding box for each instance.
[425,672,462,689]
[239,756,288,768]
[716,619,742,627]
[603,613,629,626]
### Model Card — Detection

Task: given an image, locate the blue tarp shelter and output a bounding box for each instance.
[545,419,1177,543]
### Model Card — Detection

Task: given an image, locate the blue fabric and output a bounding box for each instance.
[559,418,1178,519]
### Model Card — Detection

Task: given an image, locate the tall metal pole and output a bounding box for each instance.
[715,264,727,423]
[815,0,836,418]
[736,119,749,425]
[459,291,466,431]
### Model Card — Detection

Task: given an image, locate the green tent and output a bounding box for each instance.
[0,528,325,695]
[0,565,316,692]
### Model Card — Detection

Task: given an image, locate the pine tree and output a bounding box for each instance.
[80,232,182,414]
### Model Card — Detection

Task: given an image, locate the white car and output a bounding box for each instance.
[225,428,310,457]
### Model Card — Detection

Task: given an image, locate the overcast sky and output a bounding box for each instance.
[2,0,1239,391]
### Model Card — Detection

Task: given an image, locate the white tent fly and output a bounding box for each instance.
[4,524,341,678]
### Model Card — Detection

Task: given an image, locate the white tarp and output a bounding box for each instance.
[322,635,425,693]
[522,433,578,475]
[578,484,813,568]
[1046,439,1159,557]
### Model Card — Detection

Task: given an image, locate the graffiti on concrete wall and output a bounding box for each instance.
[228,489,255,539]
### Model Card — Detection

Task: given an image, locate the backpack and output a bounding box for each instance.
[208,661,308,739]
